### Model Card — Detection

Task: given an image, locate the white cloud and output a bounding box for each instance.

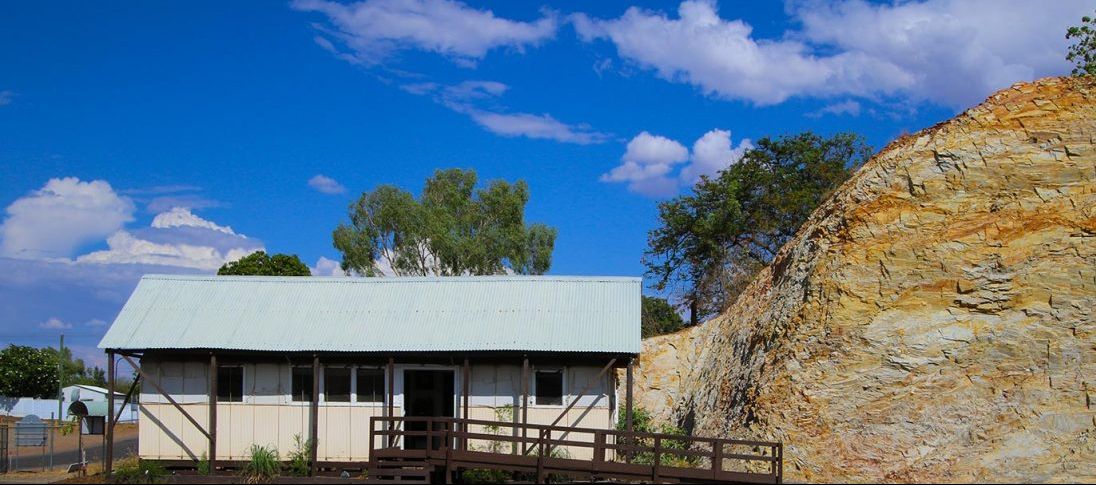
[402,80,609,145]
[793,0,1088,108]
[807,100,862,118]
[78,207,261,271]
[39,317,72,330]
[469,111,610,145]
[574,0,1088,108]
[76,230,260,271]
[0,178,263,271]
[600,132,689,197]
[602,129,751,197]
[151,207,237,235]
[0,90,14,106]
[121,185,221,213]
[292,0,558,66]
[679,129,752,184]
[310,256,347,277]
[308,174,347,195]
[0,178,135,259]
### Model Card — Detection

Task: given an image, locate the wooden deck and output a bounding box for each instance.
[366,416,782,484]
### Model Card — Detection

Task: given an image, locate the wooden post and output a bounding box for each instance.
[594,431,605,464]
[521,356,529,453]
[462,357,470,452]
[625,357,634,464]
[208,353,217,475]
[535,429,546,483]
[310,355,319,476]
[105,350,114,476]
[77,416,84,476]
[387,357,395,448]
[713,441,723,480]
[652,436,661,482]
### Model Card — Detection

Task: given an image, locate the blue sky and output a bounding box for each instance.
[0,0,1088,365]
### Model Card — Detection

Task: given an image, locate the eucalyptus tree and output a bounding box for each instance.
[645,132,871,324]
[333,168,557,276]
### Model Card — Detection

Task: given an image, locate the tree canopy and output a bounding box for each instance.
[218,251,311,276]
[333,168,557,276]
[644,132,871,323]
[0,345,57,398]
[641,296,685,338]
[0,344,108,398]
[1067,11,1096,76]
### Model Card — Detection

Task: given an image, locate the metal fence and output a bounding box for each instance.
[0,418,137,474]
[1,425,8,473]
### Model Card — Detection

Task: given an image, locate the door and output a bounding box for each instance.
[403,369,455,450]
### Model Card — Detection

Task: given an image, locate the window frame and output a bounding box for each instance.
[290,365,314,404]
[354,366,386,405]
[322,366,353,404]
[531,367,567,407]
[216,365,245,403]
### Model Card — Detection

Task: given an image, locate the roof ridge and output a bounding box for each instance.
[140,274,642,283]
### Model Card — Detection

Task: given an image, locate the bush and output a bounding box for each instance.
[461,467,511,483]
[241,444,279,483]
[616,407,698,467]
[197,452,210,475]
[112,455,167,484]
[286,434,312,477]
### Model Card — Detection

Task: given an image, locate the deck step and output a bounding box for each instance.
[364,458,433,484]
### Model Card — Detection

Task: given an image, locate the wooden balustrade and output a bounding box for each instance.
[367,416,782,484]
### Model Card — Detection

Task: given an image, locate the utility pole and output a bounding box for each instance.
[57,334,64,423]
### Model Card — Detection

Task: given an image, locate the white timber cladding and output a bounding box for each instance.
[138,359,617,461]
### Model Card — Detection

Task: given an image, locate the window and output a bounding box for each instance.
[534,370,564,406]
[357,368,385,403]
[217,366,244,402]
[325,367,351,402]
[291,366,313,402]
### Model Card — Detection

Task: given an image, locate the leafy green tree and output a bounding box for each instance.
[641,296,685,338]
[42,346,105,388]
[333,168,557,276]
[1067,12,1096,76]
[218,251,311,276]
[645,132,871,323]
[0,345,58,398]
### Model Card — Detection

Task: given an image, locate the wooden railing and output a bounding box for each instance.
[368,416,782,484]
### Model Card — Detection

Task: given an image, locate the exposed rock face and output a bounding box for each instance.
[633,77,1096,482]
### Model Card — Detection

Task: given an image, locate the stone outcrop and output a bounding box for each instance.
[633,77,1096,482]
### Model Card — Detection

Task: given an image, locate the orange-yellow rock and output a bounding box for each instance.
[632,77,1096,483]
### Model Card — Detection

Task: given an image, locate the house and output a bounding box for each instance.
[64,384,124,404]
[97,274,641,472]
[0,384,134,422]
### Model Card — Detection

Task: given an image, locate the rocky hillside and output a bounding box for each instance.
[633,77,1095,482]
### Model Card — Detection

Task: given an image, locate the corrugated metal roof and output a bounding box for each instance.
[98,275,641,354]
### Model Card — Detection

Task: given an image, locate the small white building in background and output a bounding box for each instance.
[0,384,137,422]
[65,384,124,404]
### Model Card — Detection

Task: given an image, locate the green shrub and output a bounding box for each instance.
[461,467,511,483]
[616,407,698,467]
[241,444,280,483]
[197,451,210,475]
[286,434,312,477]
[112,455,167,484]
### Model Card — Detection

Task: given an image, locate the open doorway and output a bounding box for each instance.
[403,369,455,450]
